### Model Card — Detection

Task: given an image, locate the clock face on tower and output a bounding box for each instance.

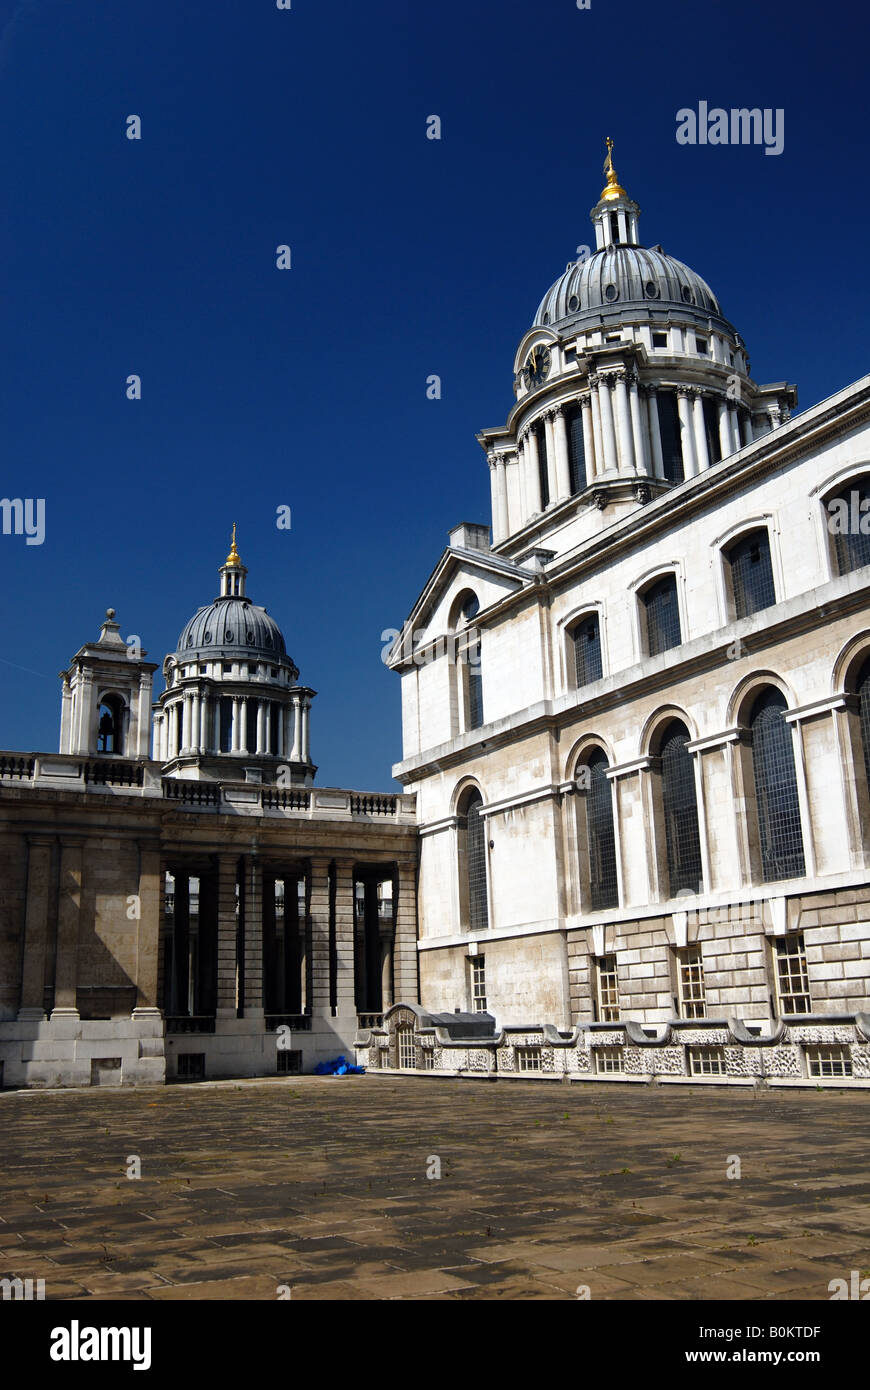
[524,345,551,388]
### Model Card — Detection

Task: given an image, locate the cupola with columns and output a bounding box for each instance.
[479,140,797,555]
[153,529,316,785]
[59,609,157,758]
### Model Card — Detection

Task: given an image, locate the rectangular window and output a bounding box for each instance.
[420,1048,435,1070]
[277,1049,302,1074]
[572,614,602,688]
[687,1046,725,1076]
[177,1053,205,1080]
[676,946,707,1019]
[774,933,812,1015]
[595,1046,623,1074]
[470,955,487,1013]
[805,1045,852,1078]
[652,331,668,348]
[695,337,708,354]
[597,954,620,1023]
[643,574,682,656]
[516,1047,542,1072]
[728,532,776,618]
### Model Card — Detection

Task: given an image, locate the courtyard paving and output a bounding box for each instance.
[1,1075,868,1301]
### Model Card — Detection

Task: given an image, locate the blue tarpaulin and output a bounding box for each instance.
[314,1054,366,1075]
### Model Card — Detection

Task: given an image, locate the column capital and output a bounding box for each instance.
[676,383,694,398]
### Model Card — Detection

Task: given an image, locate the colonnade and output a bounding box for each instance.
[155,689,312,764]
[489,373,755,542]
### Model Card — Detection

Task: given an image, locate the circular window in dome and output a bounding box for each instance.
[265,634,273,647]
[203,631,212,644]
[225,630,234,643]
[246,629,254,644]
[186,635,193,647]
[681,285,695,304]
[644,281,659,299]
[604,284,618,302]
[568,294,580,312]
[542,312,551,325]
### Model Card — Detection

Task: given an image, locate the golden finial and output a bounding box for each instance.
[600,135,627,202]
[225,522,242,568]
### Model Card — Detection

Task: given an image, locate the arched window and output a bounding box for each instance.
[578,749,618,911]
[725,529,776,618]
[657,721,703,896]
[569,613,602,689]
[458,788,489,931]
[641,574,682,656]
[97,695,125,754]
[749,689,806,882]
[826,474,870,576]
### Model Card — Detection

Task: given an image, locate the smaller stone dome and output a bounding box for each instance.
[177,597,289,662]
[535,245,722,329]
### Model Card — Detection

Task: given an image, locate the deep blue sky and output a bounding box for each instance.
[0,0,865,789]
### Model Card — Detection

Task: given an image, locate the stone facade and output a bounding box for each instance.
[381,151,870,1088]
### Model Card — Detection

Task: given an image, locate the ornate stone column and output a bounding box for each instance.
[717,397,732,460]
[393,860,419,1004]
[580,392,596,482]
[644,385,665,479]
[239,697,248,755]
[544,411,558,503]
[216,854,239,1018]
[525,426,543,513]
[596,373,618,472]
[308,855,332,1017]
[18,837,53,1017]
[589,374,604,478]
[692,388,710,471]
[52,839,83,1017]
[553,407,571,500]
[677,387,698,478]
[627,369,649,475]
[243,855,264,1018]
[612,368,635,472]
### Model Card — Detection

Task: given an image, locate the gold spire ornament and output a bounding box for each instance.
[225,522,242,568]
[600,136,628,201]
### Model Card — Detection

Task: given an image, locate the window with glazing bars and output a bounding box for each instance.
[397,1027,417,1070]
[584,751,618,910]
[750,691,806,881]
[688,1046,725,1076]
[536,423,550,508]
[829,476,870,575]
[465,793,489,931]
[676,946,706,1019]
[643,574,682,656]
[471,955,487,1012]
[656,390,684,482]
[572,614,602,688]
[805,1045,852,1078]
[567,405,587,493]
[728,530,776,618]
[595,1046,623,1074]
[660,724,703,895]
[516,1047,542,1071]
[596,954,620,1022]
[774,933,812,1015]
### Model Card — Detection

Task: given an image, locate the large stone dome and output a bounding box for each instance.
[176,596,288,661]
[534,244,723,330]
